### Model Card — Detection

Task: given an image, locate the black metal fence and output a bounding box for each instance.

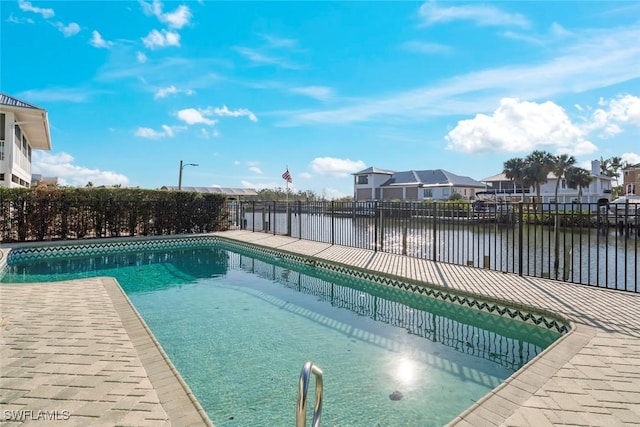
[232,200,640,292]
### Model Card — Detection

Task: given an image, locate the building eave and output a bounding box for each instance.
[2,104,52,151]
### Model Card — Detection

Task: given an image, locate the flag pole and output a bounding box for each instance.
[285,165,289,205]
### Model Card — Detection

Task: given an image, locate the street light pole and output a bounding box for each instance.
[178,160,199,190]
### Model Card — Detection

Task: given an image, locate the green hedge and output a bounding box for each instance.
[0,187,228,243]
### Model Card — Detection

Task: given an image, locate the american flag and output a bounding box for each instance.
[282,169,292,183]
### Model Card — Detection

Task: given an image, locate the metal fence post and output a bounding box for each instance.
[298,200,302,240]
[331,201,335,245]
[273,200,277,235]
[432,203,437,262]
[374,201,378,252]
[518,202,524,276]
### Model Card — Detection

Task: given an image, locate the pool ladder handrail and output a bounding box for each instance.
[296,361,323,427]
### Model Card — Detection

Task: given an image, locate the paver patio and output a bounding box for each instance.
[1,230,639,426]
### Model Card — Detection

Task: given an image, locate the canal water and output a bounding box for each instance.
[241,212,639,292]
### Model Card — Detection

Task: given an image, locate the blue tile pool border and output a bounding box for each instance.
[2,234,570,335]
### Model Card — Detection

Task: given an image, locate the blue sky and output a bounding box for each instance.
[3,1,640,198]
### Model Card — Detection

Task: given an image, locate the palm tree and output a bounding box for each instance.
[524,150,554,203]
[502,157,527,200]
[551,154,576,203]
[566,167,594,200]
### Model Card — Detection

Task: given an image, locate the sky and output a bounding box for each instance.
[2,0,640,199]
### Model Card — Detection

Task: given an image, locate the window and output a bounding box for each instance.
[442,187,451,197]
[0,141,3,161]
[0,173,4,181]
[15,125,21,142]
[357,175,368,185]
[22,135,27,152]
[0,113,5,140]
[423,189,432,198]
[628,184,636,195]
[28,146,31,161]
[561,179,566,189]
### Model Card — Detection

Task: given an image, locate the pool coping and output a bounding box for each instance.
[100,277,214,427]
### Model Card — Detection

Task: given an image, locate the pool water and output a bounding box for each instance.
[1,242,562,426]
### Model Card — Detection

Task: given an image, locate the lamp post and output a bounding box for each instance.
[178,160,199,190]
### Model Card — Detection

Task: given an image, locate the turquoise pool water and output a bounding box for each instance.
[1,241,562,426]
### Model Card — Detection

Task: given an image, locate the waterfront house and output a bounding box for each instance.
[480,160,613,204]
[353,167,485,201]
[0,93,52,188]
[622,162,640,196]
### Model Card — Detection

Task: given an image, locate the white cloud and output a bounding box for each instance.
[55,21,80,37]
[142,29,180,49]
[400,40,452,54]
[233,46,301,69]
[622,152,640,165]
[200,128,219,139]
[154,85,193,99]
[159,4,191,29]
[134,125,178,139]
[137,51,147,63]
[90,30,113,48]
[418,1,530,28]
[298,172,312,179]
[309,157,367,178]
[249,166,263,174]
[177,108,217,125]
[141,0,192,29]
[284,24,640,126]
[291,86,334,101]
[154,85,178,99]
[212,105,258,122]
[18,0,54,18]
[446,98,596,155]
[32,152,129,187]
[260,34,299,49]
[6,14,35,24]
[17,87,107,103]
[582,94,640,137]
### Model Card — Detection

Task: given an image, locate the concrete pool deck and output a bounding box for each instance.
[1,230,639,426]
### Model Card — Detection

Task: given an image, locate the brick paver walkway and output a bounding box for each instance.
[218,230,640,427]
[0,277,211,426]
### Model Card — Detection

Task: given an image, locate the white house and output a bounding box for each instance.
[480,160,613,204]
[353,167,485,201]
[0,93,52,188]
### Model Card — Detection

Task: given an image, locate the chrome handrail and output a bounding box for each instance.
[296,361,323,427]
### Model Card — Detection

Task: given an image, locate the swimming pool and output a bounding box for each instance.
[1,237,566,426]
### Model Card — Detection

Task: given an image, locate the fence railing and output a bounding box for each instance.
[232,200,639,292]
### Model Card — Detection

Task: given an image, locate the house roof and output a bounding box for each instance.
[624,163,640,170]
[161,186,258,196]
[382,169,485,188]
[353,166,395,175]
[0,92,51,150]
[481,173,508,182]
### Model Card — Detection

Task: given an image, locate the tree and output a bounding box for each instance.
[524,150,554,203]
[600,156,631,186]
[565,167,593,200]
[503,157,528,201]
[551,154,576,203]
